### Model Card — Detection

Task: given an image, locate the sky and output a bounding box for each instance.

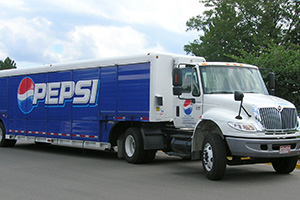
[0,0,205,68]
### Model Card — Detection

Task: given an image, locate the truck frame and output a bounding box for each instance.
[0,53,299,180]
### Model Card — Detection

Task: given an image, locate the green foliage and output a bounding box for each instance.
[185,0,300,61]
[0,57,17,70]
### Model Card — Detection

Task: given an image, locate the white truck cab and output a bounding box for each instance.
[172,61,300,180]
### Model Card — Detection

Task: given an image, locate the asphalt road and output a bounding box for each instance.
[1,141,300,200]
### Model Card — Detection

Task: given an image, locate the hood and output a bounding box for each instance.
[244,94,296,109]
[204,93,296,115]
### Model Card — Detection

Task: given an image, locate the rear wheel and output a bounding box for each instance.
[123,128,146,164]
[202,134,227,180]
[0,123,16,147]
[272,156,298,174]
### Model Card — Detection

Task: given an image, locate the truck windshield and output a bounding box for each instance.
[200,65,268,94]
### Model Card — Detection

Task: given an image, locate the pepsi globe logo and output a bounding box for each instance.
[17,77,35,114]
[183,100,193,115]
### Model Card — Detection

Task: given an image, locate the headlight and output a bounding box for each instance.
[228,122,256,132]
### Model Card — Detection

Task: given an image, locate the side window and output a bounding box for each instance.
[181,67,201,96]
[181,68,192,93]
[192,68,200,97]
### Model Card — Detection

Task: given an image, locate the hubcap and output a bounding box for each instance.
[203,143,214,172]
[125,135,135,157]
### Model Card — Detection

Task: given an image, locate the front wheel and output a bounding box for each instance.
[202,134,227,180]
[272,156,298,174]
[0,123,16,147]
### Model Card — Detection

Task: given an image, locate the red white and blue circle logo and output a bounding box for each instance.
[183,100,193,115]
[17,77,35,114]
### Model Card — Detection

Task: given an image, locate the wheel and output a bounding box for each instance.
[202,134,227,180]
[272,156,298,174]
[0,123,16,147]
[123,128,145,164]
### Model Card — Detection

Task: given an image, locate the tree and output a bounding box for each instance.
[185,0,300,61]
[0,57,17,70]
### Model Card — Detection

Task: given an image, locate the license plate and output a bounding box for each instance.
[280,145,291,154]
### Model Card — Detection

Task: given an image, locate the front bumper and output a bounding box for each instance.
[226,137,300,158]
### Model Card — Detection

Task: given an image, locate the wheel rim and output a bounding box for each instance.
[203,143,214,172]
[125,135,135,157]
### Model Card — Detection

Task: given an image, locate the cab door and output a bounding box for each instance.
[173,66,203,128]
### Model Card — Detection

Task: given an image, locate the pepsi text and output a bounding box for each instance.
[33,79,99,105]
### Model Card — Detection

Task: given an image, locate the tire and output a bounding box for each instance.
[0,123,16,147]
[272,156,298,174]
[123,128,145,164]
[202,134,227,180]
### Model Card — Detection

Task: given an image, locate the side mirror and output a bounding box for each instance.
[234,91,251,119]
[234,91,244,101]
[235,91,244,119]
[173,86,182,96]
[173,68,182,86]
[268,72,275,95]
[173,68,182,96]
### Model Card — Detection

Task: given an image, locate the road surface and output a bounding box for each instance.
[0,141,299,200]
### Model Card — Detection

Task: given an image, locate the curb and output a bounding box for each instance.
[297,163,300,170]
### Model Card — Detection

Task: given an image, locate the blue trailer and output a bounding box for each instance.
[0,53,205,164]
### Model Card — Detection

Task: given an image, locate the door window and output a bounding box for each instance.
[181,67,200,97]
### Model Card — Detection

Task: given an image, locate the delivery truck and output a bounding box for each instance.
[0,53,299,180]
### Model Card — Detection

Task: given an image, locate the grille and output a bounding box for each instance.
[259,108,298,130]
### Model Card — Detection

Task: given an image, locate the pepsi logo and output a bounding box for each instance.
[17,77,35,114]
[183,100,193,115]
[16,76,99,114]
